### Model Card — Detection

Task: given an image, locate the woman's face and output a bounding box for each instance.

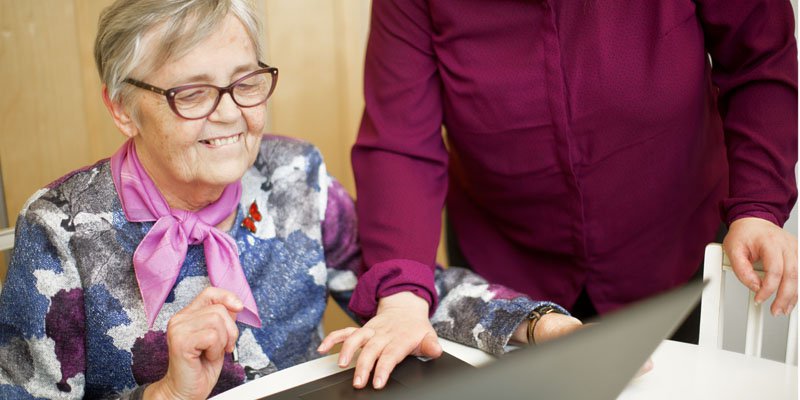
[125,14,266,207]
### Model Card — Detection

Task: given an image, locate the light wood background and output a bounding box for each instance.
[0,0,385,334]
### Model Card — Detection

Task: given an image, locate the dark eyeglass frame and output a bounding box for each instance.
[124,61,278,120]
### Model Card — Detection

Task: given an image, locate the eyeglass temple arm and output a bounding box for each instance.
[124,78,167,95]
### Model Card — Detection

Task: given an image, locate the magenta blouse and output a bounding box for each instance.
[349,0,798,318]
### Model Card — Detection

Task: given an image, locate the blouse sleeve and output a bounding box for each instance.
[349,0,448,319]
[431,266,568,356]
[698,0,798,226]
[322,177,362,322]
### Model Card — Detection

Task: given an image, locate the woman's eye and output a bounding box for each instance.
[176,90,207,103]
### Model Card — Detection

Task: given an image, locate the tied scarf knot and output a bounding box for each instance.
[111,139,262,329]
[174,210,208,245]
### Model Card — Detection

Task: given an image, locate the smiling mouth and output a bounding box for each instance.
[199,133,241,146]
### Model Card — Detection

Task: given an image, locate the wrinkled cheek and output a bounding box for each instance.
[245,105,268,135]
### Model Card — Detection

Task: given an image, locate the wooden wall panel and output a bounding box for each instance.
[0,1,91,227]
[262,0,368,195]
[74,0,123,163]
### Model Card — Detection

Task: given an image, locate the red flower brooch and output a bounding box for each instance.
[241,201,262,233]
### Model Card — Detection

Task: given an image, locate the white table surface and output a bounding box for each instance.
[620,340,798,399]
[212,339,798,400]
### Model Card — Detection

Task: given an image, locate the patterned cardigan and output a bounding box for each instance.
[0,135,561,399]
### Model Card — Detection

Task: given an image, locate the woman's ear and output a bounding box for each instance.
[102,85,138,139]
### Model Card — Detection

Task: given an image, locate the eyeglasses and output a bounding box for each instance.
[124,62,278,120]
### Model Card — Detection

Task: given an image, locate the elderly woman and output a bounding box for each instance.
[0,1,583,399]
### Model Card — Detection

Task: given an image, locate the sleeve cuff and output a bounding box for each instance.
[348,259,438,319]
[723,205,782,227]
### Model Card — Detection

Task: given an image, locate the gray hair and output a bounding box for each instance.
[95,0,262,109]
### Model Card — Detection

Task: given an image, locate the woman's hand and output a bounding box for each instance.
[317,291,442,390]
[144,287,243,400]
[511,312,583,345]
[723,217,798,316]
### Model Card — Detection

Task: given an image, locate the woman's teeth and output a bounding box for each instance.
[202,134,240,146]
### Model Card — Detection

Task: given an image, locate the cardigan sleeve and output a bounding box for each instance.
[430,267,568,356]
[0,203,87,399]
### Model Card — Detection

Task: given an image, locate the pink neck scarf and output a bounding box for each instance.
[110,140,261,328]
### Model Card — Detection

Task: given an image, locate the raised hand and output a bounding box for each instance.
[145,287,243,400]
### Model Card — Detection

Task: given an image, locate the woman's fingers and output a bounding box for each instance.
[185,286,244,314]
[370,338,418,389]
[161,292,242,400]
[416,332,443,358]
[772,248,798,315]
[755,243,783,305]
[725,217,798,316]
[634,358,654,378]
[727,244,762,293]
[337,327,375,368]
[352,335,390,389]
[170,303,239,353]
[318,327,359,354]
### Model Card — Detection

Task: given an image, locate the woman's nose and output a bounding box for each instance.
[208,91,242,122]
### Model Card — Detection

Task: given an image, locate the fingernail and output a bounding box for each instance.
[751,282,761,292]
[353,375,362,387]
[338,356,348,367]
[374,376,384,389]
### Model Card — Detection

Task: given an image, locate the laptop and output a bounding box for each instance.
[263,279,705,400]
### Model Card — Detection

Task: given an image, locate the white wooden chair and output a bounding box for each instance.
[699,243,798,364]
[0,227,13,292]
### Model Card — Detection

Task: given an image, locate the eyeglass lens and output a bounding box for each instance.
[172,70,273,119]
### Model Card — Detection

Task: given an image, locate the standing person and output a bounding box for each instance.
[0,0,584,398]
[347,0,798,385]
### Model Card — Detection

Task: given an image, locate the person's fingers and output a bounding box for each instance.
[771,248,798,316]
[352,336,389,389]
[318,327,358,354]
[634,358,654,379]
[185,287,244,314]
[169,303,239,354]
[726,242,762,293]
[205,304,240,352]
[372,344,410,389]
[193,327,227,362]
[337,327,375,368]
[755,244,783,305]
[415,331,442,358]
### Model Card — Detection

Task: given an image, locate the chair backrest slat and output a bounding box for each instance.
[700,243,797,364]
[699,244,725,349]
[744,292,765,357]
[787,311,798,365]
[0,227,13,293]
[0,228,13,252]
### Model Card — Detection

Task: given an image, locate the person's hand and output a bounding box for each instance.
[513,315,654,377]
[723,217,798,316]
[528,313,583,344]
[317,291,442,390]
[144,287,242,400]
